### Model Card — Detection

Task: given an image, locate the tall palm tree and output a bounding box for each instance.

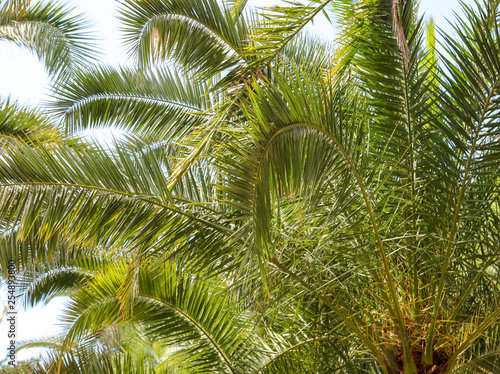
[2,0,500,373]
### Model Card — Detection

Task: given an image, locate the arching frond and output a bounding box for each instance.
[62,260,260,373]
[118,0,250,78]
[50,65,212,141]
[0,0,98,79]
[0,137,230,265]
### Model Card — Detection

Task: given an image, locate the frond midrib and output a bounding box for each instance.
[1,181,231,234]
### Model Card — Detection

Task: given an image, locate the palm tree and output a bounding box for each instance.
[1,0,500,373]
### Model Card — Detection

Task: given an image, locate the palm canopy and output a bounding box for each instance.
[1,0,500,373]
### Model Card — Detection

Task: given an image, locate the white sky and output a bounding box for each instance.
[0,0,472,363]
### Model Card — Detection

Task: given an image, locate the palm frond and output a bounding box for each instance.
[0,137,231,266]
[0,99,59,142]
[118,0,250,79]
[61,260,260,373]
[50,65,211,141]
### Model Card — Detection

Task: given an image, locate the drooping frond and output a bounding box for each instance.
[0,137,231,266]
[118,0,250,79]
[0,0,98,79]
[50,65,211,141]
[62,260,260,373]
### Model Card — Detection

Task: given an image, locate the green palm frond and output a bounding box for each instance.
[216,63,366,250]
[422,0,500,362]
[0,137,230,264]
[118,0,250,78]
[0,99,59,142]
[50,65,212,141]
[244,0,340,65]
[277,31,336,71]
[0,0,99,79]
[18,252,105,309]
[0,228,84,305]
[61,260,260,373]
[18,328,162,374]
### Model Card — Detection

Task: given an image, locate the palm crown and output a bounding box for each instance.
[1,0,500,373]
